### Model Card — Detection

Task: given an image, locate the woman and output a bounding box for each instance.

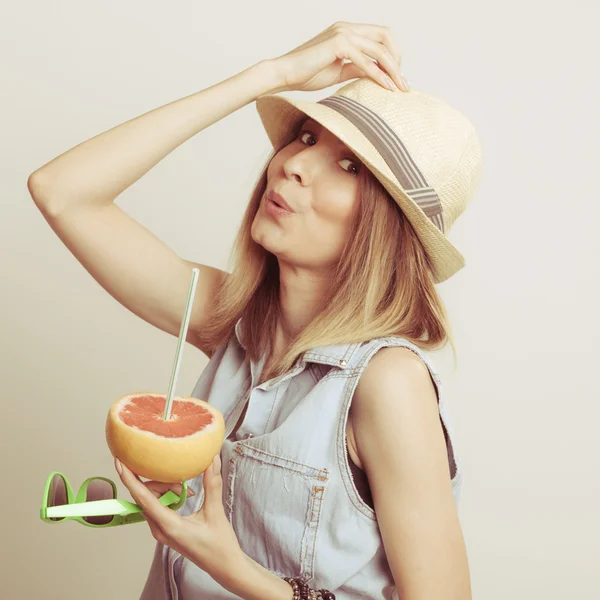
[29,21,482,600]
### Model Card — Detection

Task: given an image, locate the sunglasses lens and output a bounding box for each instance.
[83,479,117,525]
[47,475,68,522]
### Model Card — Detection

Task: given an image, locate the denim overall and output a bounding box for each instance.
[138,318,463,599]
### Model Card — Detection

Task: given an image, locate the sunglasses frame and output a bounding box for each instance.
[40,471,188,528]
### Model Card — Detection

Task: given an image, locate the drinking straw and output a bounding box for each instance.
[163,268,200,421]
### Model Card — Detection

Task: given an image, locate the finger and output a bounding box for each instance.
[353,35,408,91]
[145,482,172,499]
[146,481,196,500]
[202,453,224,519]
[335,21,403,67]
[337,61,368,84]
[115,458,180,530]
[374,25,403,69]
[338,37,396,91]
[114,459,194,499]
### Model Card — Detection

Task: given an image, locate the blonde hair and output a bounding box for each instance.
[195,116,457,380]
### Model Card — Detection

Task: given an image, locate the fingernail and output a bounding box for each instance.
[115,458,123,475]
[384,75,398,91]
[187,488,196,497]
[400,73,411,90]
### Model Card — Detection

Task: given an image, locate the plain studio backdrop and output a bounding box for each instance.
[2,1,598,598]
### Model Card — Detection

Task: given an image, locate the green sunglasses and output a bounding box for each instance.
[40,471,189,527]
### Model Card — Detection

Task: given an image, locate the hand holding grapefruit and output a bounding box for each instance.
[106,392,225,484]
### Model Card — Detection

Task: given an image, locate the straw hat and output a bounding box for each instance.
[255,78,483,283]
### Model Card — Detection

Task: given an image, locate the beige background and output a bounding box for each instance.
[2,1,599,598]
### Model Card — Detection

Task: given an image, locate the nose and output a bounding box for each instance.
[282,146,335,185]
[282,154,308,185]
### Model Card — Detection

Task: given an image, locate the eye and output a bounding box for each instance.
[340,158,360,177]
[298,130,360,176]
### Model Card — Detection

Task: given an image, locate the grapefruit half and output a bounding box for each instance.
[106,392,225,483]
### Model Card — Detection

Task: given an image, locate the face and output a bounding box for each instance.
[251,118,363,273]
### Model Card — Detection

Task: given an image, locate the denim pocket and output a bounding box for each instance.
[226,441,328,582]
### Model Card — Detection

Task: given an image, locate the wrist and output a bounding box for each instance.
[222,550,293,600]
[254,58,290,96]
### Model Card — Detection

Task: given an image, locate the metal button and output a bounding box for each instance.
[339,359,347,367]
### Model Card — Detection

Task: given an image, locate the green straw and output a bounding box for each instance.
[163,268,200,421]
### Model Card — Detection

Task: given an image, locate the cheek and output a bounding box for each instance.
[315,187,357,226]
[300,220,351,268]
[304,203,355,255]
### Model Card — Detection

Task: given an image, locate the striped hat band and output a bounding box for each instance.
[318,95,445,235]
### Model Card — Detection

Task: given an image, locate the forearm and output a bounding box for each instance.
[222,551,294,600]
[28,59,283,216]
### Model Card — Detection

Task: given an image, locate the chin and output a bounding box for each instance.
[251,222,274,250]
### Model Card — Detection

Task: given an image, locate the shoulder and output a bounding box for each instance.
[357,344,437,402]
[350,344,441,467]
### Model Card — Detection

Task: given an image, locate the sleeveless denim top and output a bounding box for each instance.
[138,317,463,600]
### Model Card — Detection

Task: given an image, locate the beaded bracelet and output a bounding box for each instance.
[282,576,336,600]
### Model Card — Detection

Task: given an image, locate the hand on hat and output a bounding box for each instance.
[268,21,410,94]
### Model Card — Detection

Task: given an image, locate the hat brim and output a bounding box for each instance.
[255,93,466,284]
